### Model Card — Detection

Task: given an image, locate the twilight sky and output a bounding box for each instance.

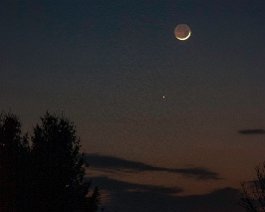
[1,0,265,211]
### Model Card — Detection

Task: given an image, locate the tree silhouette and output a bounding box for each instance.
[0,112,99,212]
[0,113,30,211]
[241,163,265,212]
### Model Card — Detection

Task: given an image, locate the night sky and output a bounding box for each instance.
[1,0,265,211]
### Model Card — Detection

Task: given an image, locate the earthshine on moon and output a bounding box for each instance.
[174,24,191,41]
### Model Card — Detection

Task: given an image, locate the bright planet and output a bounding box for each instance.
[174,24,191,41]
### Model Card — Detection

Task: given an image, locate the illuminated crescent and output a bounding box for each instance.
[176,30,191,41]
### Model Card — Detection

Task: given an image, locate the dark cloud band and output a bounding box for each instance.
[238,129,265,135]
[84,153,221,180]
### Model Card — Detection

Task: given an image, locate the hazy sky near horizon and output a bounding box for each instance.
[1,0,265,211]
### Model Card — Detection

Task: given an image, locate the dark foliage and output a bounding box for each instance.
[0,112,99,212]
[241,163,265,212]
[0,113,30,211]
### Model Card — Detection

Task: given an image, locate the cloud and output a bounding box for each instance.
[91,176,243,212]
[238,129,265,135]
[93,176,183,195]
[84,153,221,180]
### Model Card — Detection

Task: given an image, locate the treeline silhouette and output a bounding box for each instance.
[0,112,99,212]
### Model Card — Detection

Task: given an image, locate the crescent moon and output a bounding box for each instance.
[174,24,192,41]
[176,31,191,41]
